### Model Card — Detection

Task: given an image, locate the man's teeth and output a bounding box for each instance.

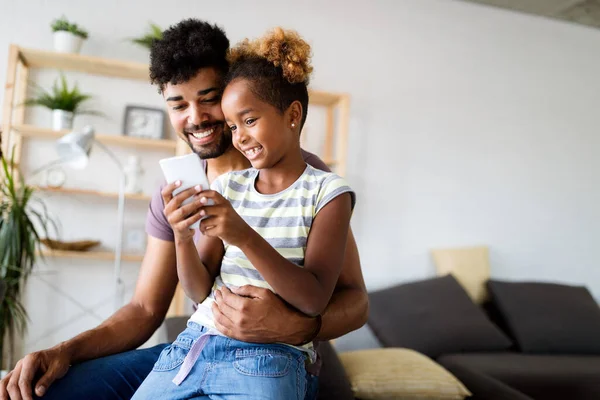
[245,147,262,156]
[191,128,214,139]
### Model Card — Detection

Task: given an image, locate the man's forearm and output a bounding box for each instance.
[316,286,368,341]
[56,302,162,365]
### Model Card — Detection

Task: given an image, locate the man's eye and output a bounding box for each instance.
[172,105,185,111]
[245,118,256,125]
[202,96,220,103]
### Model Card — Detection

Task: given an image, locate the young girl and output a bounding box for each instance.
[133,28,355,400]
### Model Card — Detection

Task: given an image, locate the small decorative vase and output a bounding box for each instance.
[124,155,144,194]
[52,109,74,131]
[53,31,84,54]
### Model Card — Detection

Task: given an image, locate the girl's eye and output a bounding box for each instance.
[229,125,237,132]
[245,118,256,125]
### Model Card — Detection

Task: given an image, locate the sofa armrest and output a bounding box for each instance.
[440,362,534,400]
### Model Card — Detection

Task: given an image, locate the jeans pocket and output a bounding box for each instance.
[233,348,292,377]
[152,327,198,372]
[152,344,188,372]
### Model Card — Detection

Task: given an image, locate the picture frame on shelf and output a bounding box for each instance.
[123,105,165,140]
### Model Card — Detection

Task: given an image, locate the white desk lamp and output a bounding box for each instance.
[56,125,126,310]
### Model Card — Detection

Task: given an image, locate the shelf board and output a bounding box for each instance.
[33,186,151,201]
[18,47,149,81]
[13,124,177,151]
[16,46,344,107]
[39,249,144,262]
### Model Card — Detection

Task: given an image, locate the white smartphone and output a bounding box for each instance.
[159,153,212,229]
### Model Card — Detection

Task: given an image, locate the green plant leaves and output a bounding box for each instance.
[24,73,101,115]
[0,150,58,368]
[51,16,88,39]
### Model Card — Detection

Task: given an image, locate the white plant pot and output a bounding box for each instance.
[52,110,74,131]
[53,31,84,54]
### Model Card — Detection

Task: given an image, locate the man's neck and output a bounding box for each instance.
[206,145,250,182]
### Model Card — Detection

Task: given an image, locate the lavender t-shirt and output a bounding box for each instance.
[145,149,331,376]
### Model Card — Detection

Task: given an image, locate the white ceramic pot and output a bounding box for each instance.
[53,31,84,54]
[52,109,74,131]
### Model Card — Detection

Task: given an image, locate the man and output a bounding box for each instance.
[0,19,367,400]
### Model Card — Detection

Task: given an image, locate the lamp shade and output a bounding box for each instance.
[56,125,95,169]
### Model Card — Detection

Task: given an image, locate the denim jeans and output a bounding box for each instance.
[35,331,318,399]
[132,322,310,400]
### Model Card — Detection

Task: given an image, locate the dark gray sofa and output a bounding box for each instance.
[361,275,600,400]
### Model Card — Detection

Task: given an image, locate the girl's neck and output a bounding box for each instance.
[205,144,250,183]
[255,147,306,195]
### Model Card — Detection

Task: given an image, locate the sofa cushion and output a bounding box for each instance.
[438,352,600,400]
[487,280,600,354]
[368,275,512,358]
[339,348,471,399]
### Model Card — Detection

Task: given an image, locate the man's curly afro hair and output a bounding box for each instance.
[150,19,229,92]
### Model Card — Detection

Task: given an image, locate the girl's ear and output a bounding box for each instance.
[287,100,303,129]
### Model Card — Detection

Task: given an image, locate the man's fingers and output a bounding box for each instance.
[164,185,203,214]
[212,302,234,332]
[7,364,23,400]
[34,367,62,398]
[160,180,183,204]
[218,287,253,311]
[0,371,13,400]
[230,285,268,299]
[214,289,239,320]
[18,358,37,400]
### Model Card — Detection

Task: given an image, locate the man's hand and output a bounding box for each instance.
[212,286,317,345]
[0,346,70,400]
[161,182,205,243]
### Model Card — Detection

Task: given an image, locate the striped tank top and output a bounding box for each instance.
[189,164,355,359]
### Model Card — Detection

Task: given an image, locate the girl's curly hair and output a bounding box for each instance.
[225,28,313,129]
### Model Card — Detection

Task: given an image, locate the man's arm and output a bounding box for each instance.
[212,227,368,344]
[64,236,178,361]
[0,236,178,399]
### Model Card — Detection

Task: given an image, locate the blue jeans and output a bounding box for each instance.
[35,333,318,399]
[132,322,310,400]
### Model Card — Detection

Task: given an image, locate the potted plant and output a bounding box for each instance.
[0,145,56,370]
[25,74,100,131]
[51,16,88,54]
[129,22,163,50]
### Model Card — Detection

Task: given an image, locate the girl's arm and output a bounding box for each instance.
[198,191,353,317]
[175,234,223,304]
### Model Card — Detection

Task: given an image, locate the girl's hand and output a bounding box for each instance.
[197,190,253,247]
[161,181,204,243]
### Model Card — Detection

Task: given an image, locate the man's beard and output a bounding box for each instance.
[184,122,232,159]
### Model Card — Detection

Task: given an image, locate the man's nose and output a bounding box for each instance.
[187,104,211,126]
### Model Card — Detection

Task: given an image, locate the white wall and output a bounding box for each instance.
[1,0,599,355]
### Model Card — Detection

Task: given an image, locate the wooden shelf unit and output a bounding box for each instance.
[33,185,151,202]
[39,249,144,262]
[14,124,177,151]
[2,44,351,317]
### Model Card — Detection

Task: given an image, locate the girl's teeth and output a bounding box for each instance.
[246,147,261,156]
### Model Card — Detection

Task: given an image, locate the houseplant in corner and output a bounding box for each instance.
[51,16,88,54]
[25,73,100,131]
[0,144,57,370]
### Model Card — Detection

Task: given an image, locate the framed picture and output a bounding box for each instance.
[123,106,165,140]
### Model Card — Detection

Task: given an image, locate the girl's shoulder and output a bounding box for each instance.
[211,168,258,193]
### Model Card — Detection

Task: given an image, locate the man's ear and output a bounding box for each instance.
[287,101,303,128]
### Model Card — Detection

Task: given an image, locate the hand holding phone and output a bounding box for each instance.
[159,153,212,230]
